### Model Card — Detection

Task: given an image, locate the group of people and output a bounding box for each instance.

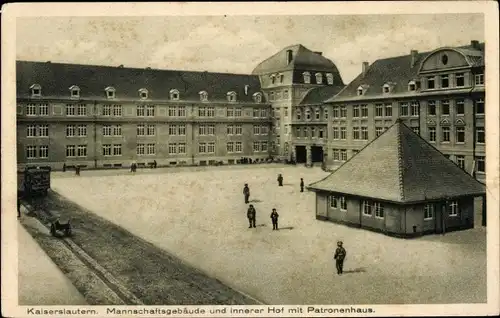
[242,184,280,230]
[130,160,158,173]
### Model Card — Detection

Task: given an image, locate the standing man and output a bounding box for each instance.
[243,184,250,204]
[334,241,347,275]
[277,174,284,187]
[75,165,80,176]
[247,204,256,228]
[270,208,279,230]
[300,178,305,192]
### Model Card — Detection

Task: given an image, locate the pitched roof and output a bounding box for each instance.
[252,44,341,75]
[308,120,485,204]
[327,42,485,102]
[16,61,264,103]
[299,85,346,105]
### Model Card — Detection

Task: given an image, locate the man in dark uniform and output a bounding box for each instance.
[75,165,80,176]
[270,208,279,230]
[247,204,256,228]
[243,184,250,204]
[334,241,347,275]
[300,178,304,192]
[277,174,283,187]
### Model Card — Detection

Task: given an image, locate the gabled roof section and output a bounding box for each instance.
[308,120,485,204]
[327,42,484,102]
[16,61,265,102]
[299,85,346,105]
[252,44,341,74]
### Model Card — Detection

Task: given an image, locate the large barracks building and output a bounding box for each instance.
[16,41,486,183]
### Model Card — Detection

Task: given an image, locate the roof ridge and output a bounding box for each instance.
[395,120,406,202]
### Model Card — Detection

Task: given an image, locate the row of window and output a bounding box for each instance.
[268,90,290,101]
[30,84,263,103]
[295,127,326,139]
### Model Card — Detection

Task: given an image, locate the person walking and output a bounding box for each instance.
[270,208,279,230]
[247,204,256,228]
[334,241,347,275]
[277,174,283,187]
[300,178,305,192]
[243,184,250,204]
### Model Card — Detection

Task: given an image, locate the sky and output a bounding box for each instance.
[16,14,484,83]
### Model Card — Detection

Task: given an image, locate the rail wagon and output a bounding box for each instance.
[17,166,51,198]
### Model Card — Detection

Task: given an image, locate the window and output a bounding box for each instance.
[253,125,260,135]
[199,91,208,101]
[113,125,122,136]
[137,144,145,155]
[340,106,347,118]
[113,144,122,156]
[168,106,177,117]
[207,107,215,117]
[361,127,368,140]
[235,142,242,153]
[306,109,311,120]
[400,102,409,116]
[332,106,339,118]
[260,108,267,118]
[408,80,417,91]
[340,149,347,161]
[441,75,449,88]
[77,104,87,116]
[283,90,289,99]
[66,145,76,157]
[456,73,465,87]
[476,156,485,173]
[456,155,465,169]
[146,105,155,117]
[476,127,485,144]
[106,89,115,99]
[456,99,466,116]
[319,129,324,139]
[31,84,41,97]
[178,143,186,154]
[66,125,76,137]
[475,74,484,86]
[199,125,207,136]
[170,89,179,101]
[442,127,450,142]
[441,100,450,115]
[361,104,368,118]
[66,104,75,116]
[102,125,112,137]
[101,105,111,116]
[77,125,87,137]
[113,105,122,116]
[147,124,155,136]
[375,104,383,117]
[315,73,323,84]
[427,76,435,89]
[424,204,434,220]
[26,125,37,137]
[353,105,360,118]
[261,125,268,135]
[333,127,339,139]
[147,144,156,155]
[137,124,145,136]
[357,86,364,96]
[340,197,347,210]
[303,72,311,84]
[383,84,390,93]
[412,127,420,135]
[375,127,383,137]
[38,145,48,158]
[169,143,177,155]
[315,109,320,120]
[139,89,148,100]
[448,201,459,217]
[310,127,315,138]
[329,196,338,208]
[77,145,87,157]
[253,108,260,118]
[198,107,206,117]
[284,108,289,117]
[410,101,419,117]
[326,73,334,85]
[226,108,234,117]
[137,105,145,116]
[39,104,48,116]
[227,124,234,135]
[227,142,234,153]
[428,100,436,115]
[456,127,465,143]
[363,200,372,216]
[269,92,275,101]
[333,149,340,161]
[384,103,392,117]
[374,202,384,218]
[279,74,284,83]
[26,146,37,159]
[253,142,260,152]
[227,92,237,102]
[475,99,484,115]
[178,124,186,136]
[207,142,215,154]
[178,107,186,117]
[353,127,360,140]
[235,124,242,135]
[102,144,112,156]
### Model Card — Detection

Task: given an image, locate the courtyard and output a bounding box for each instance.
[50,166,487,304]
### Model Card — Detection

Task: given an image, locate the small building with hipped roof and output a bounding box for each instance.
[307,120,486,238]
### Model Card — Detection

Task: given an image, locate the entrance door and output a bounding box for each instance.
[295,146,307,163]
[311,146,324,163]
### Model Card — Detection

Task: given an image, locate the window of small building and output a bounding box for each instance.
[362,200,372,216]
[424,204,434,220]
[448,201,459,217]
[340,196,347,210]
[329,196,338,208]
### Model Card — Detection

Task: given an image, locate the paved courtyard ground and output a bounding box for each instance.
[51,166,487,304]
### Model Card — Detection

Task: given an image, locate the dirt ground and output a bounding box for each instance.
[51,166,487,304]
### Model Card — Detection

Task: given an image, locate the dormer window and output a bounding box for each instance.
[270,74,276,85]
[357,86,364,96]
[253,92,262,103]
[315,73,323,84]
[326,73,334,85]
[69,85,80,98]
[408,80,417,91]
[303,72,311,84]
[30,84,41,97]
[383,84,390,94]
[199,91,208,101]
[170,89,180,100]
[227,91,237,102]
[105,87,116,99]
[139,88,148,100]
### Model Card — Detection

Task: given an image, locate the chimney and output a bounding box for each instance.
[286,50,293,65]
[244,85,249,95]
[411,50,418,68]
[362,62,369,77]
[314,51,323,56]
[471,40,480,49]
